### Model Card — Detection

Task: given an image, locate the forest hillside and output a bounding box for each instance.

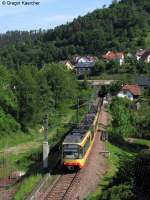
[0,0,150,68]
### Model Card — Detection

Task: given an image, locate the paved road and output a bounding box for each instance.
[79,80,115,86]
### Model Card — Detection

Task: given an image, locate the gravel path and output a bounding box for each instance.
[69,106,108,200]
[0,188,17,200]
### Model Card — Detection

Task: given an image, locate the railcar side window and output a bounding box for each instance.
[91,126,94,139]
[83,136,90,155]
[79,146,83,159]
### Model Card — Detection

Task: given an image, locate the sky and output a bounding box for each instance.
[0,0,112,33]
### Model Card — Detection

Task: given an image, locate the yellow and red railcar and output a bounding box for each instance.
[62,99,100,170]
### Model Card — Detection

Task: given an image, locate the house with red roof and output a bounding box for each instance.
[117,84,140,101]
[103,51,124,66]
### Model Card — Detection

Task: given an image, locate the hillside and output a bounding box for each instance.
[0,0,150,68]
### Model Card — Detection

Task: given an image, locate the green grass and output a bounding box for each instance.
[12,174,42,200]
[87,139,150,200]
[0,106,76,150]
[0,106,77,177]
[0,129,38,149]
[129,138,150,148]
[89,73,136,82]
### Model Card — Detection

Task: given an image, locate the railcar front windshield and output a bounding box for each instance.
[63,144,79,159]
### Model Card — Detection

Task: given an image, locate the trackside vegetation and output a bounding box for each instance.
[87,93,150,200]
[0,61,93,199]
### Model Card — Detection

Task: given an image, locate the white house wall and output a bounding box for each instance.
[117,91,133,101]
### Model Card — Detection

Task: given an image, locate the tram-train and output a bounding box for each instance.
[61,98,101,170]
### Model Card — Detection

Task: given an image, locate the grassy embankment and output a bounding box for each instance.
[87,138,150,200]
[0,105,77,200]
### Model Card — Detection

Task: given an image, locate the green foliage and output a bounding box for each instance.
[0,108,20,135]
[134,149,150,197]
[106,60,120,73]
[109,81,123,95]
[0,65,20,134]
[0,0,150,68]
[134,100,150,138]
[93,60,106,75]
[99,81,123,97]
[100,149,150,200]
[12,65,40,128]
[0,61,79,134]
[109,97,134,139]
[82,74,89,89]
[40,63,78,109]
[100,184,135,200]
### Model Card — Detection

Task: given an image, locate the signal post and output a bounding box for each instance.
[43,114,49,169]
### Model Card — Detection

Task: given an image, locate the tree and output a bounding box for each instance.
[109,97,134,139]
[109,81,123,96]
[11,65,39,129]
[100,184,135,200]
[93,60,106,75]
[0,65,20,134]
[40,63,78,109]
[106,60,120,73]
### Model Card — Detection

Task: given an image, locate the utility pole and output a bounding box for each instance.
[77,98,79,127]
[43,114,49,169]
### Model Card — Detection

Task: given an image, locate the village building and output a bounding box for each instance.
[117,84,140,101]
[103,51,124,66]
[135,49,150,63]
[59,60,75,71]
[135,49,146,61]
[140,49,150,63]
[74,56,97,75]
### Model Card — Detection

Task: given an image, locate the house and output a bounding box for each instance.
[117,84,140,101]
[135,49,150,63]
[136,75,150,89]
[135,49,146,61]
[103,51,124,66]
[140,49,150,63]
[59,60,75,71]
[74,56,97,75]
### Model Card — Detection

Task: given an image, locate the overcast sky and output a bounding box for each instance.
[0,0,112,33]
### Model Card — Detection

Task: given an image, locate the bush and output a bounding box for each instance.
[100,184,136,200]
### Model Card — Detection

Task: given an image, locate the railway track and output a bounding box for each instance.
[42,98,103,200]
[43,171,80,200]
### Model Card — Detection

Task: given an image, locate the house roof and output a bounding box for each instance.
[74,56,96,68]
[72,55,97,63]
[122,84,140,96]
[103,51,124,61]
[136,75,150,87]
